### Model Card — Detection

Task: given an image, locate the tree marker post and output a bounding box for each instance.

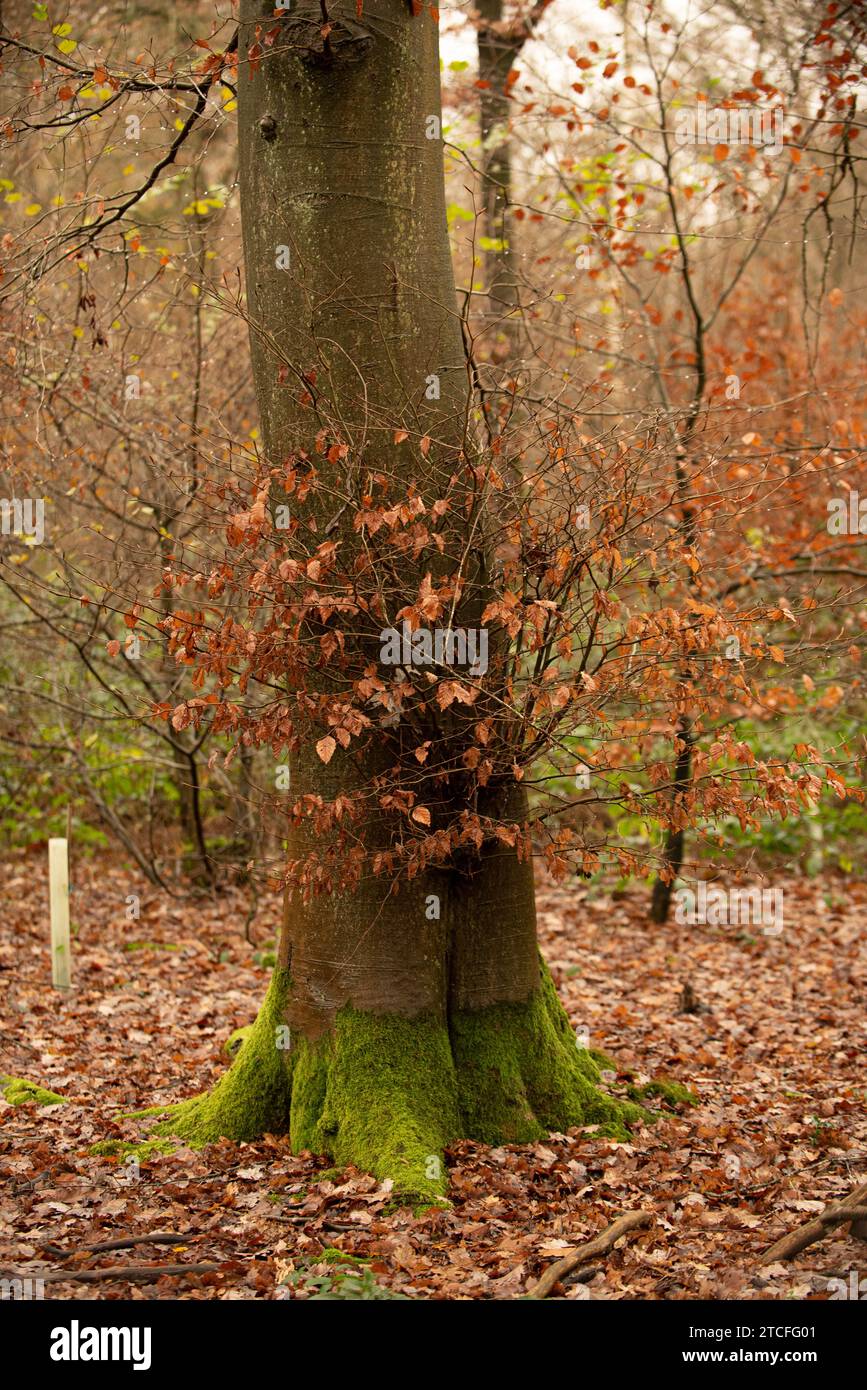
[48,838,71,989]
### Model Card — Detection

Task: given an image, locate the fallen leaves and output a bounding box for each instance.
[0,858,863,1300]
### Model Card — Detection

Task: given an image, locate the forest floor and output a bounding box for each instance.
[0,851,864,1300]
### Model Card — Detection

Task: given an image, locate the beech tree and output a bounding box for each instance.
[146,0,646,1200]
[3,0,863,1205]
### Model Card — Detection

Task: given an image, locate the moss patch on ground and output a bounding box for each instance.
[122,941,180,953]
[319,1247,371,1265]
[0,1075,66,1106]
[90,1137,177,1161]
[627,1078,698,1109]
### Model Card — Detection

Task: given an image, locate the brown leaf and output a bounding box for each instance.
[316,736,337,764]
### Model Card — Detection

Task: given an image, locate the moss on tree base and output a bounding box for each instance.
[104,959,654,1200]
[290,1007,461,1202]
[224,1025,254,1059]
[451,961,647,1145]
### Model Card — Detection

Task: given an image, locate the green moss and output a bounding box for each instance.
[151,969,294,1145]
[122,941,180,952]
[319,1247,370,1265]
[381,1197,451,1218]
[290,1007,460,1204]
[0,1075,66,1106]
[588,1048,617,1072]
[450,959,648,1144]
[411,1200,451,1217]
[224,1025,253,1059]
[90,1137,176,1161]
[627,1078,698,1108]
[313,1166,345,1184]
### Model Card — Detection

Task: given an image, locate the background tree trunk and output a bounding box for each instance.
[477,0,521,337]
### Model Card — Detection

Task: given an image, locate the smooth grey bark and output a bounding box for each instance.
[236,0,540,1024]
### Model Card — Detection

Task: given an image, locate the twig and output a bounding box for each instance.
[818,1206,867,1223]
[39,1231,187,1259]
[2,1262,223,1284]
[760,1180,867,1265]
[527,1211,654,1299]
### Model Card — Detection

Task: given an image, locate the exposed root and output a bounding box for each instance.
[528,1210,654,1299]
[760,1180,867,1265]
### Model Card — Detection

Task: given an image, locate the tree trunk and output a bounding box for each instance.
[650,717,694,923]
[477,0,521,335]
[153,0,641,1200]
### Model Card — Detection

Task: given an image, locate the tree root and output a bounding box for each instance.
[1,1263,223,1284]
[528,1211,654,1298]
[0,1075,66,1106]
[760,1180,867,1265]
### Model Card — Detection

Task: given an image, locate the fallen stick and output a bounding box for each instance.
[528,1211,654,1299]
[760,1180,867,1266]
[818,1207,867,1224]
[33,1267,223,1284]
[40,1232,188,1259]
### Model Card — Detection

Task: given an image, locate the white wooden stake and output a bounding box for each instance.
[48,837,71,989]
